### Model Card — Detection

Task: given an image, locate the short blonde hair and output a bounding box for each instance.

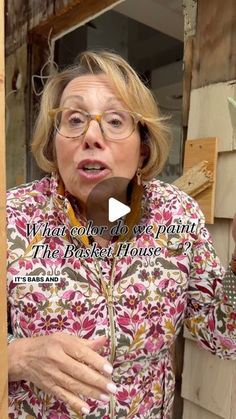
[32,50,171,180]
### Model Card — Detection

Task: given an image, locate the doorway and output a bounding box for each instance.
[53,2,184,184]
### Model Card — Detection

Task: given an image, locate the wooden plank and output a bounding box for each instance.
[183,2,236,419]
[187,83,236,153]
[173,161,213,197]
[29,0,124,41]
[207,219,231,267]
[28,0,54,30]
[183,399,225,419]
[55,0,73,9]
[192,0,236,89]
[183,326,196,342]
[229,220,235,262]
[183,138,218,224]
[5,0,29,54]
[182,340,234,418]
[171,330,184,419]
[5,0,53,55]
[6,0,123,55]
[5,44,27,188]
[214,152,236,219]
[183,35,194,130]
[0,0,7,416]
[230,363,236,419]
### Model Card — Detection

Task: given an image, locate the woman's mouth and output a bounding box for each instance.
[77,161,110,180]
[83,163,106,173]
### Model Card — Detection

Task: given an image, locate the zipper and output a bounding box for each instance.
[95,252,117,419]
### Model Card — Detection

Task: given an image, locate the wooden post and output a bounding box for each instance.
[0,0,7,417]
[182,1,236,417]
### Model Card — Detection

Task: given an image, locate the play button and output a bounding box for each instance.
[108,197,130,222]
[86,177,132,239]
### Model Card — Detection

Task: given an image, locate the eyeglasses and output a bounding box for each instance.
[48,107,143,141]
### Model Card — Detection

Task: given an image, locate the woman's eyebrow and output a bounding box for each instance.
[106,97,122,105]
[62,95,84,104]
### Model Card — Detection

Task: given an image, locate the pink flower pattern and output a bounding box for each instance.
[7,173,236,418]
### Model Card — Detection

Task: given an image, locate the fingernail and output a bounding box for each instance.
[106,382,118,394]
[100,393,110,402]
[81,406,90,414]
[103,363,113,374]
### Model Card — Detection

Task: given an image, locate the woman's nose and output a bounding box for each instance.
[81,119,106,149]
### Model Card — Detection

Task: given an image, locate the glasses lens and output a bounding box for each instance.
[55,109,87,138]
[102,110,134,140]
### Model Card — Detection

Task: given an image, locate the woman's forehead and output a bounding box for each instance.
[60,74,120,104]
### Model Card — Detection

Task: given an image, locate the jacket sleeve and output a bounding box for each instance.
[184,213,236,360]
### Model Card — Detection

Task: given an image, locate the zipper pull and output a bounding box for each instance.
[106,284,113,306]
[107,295,113,306]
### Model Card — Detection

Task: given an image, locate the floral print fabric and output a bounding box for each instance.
[7,173,236,419]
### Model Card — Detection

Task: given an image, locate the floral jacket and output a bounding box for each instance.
[7,173,236,419]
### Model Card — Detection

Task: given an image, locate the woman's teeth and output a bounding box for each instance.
[83,164,104,171]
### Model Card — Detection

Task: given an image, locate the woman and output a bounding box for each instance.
[7,50,236,418]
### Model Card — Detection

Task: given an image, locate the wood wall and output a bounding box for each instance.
[3,0,122,415]
[0,0,7,416]
[5,0,123,187]
[4,1,236,418]
[182,1,236,417]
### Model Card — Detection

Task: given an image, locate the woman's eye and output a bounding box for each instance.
[110,118,122,127]
[106,115,123,128]
[68,114,85,126]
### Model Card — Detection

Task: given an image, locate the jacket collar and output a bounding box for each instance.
[50,171,144,246]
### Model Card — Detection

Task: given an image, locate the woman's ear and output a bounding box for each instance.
[139,142,150,168]
[138,122,150,168]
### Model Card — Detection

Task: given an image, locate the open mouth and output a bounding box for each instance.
[82,163,106,173]
[77,160,110,180]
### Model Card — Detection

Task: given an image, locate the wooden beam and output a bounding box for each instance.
[182,35,194,130]
[192,0,236,88]
[29,0,123,42]
[187,82,236,153]
[183,399,226,419]
[182,138,218,224]
[214,151,236,219]
[173,161,213,197]
[0,0,7,416]
[182,339,234,417]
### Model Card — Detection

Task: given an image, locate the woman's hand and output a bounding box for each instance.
[8,332,116,415]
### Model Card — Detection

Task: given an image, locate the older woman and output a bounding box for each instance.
[7,50,236,419]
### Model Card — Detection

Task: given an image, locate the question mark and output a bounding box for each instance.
[183,241,191,255]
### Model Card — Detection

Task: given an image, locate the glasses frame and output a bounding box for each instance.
[48,107,144,141]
